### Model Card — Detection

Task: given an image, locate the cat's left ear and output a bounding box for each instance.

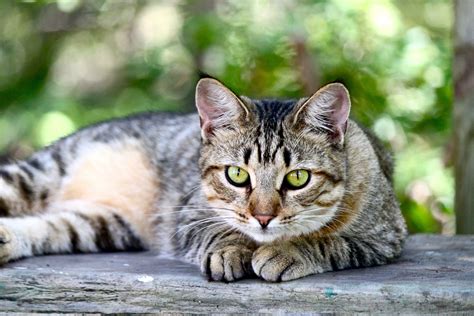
[195,78,250,140]
[292,83,351,145]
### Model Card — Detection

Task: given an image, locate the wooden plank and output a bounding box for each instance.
[454,0,474,233]
[0,235,473,313]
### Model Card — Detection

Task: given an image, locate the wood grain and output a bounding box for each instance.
[0,235,473,313]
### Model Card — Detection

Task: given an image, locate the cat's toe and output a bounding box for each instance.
[252,245,309,282]
[201,245,253,282]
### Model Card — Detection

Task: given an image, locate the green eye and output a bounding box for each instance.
[284,169,310,189]
[226,166,250,187]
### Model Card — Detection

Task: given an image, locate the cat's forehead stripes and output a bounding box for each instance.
[250,99,297,166]
[252,99,297,120]
[243,148,252,165]
[283,148,292,167]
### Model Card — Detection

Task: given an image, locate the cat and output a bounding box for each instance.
[0,77,407,282]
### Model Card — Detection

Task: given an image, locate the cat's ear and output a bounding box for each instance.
[292,83,351,145]
[195,78,250,140]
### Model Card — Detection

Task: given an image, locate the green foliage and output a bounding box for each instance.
[0,0,453,233]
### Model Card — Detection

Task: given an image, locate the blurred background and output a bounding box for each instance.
[0,0,453,234]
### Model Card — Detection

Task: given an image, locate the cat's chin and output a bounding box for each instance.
[245,230,283,243]
[239,226,308,244]
[226,223,284,243]
[236,222,328,244]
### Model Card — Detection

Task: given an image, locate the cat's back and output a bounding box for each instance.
[356,123,394,183]
[57,111,201,161]
[345,119,394,186]
[78,111,199,144]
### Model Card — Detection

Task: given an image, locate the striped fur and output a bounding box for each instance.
[0,79,406,282]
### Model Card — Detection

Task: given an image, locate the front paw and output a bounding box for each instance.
[252,243,315,282]
[0,225,14,264]
[201,245,253,282]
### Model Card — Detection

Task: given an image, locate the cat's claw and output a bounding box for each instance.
[252,243,314,282]
[201,245,253,282]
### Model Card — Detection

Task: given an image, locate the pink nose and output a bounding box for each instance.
[254,215,275,228]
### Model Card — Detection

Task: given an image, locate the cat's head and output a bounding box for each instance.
[196,78,351,243]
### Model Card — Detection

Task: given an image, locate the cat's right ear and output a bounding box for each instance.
[291,83,351,146]
[195,78,250,140]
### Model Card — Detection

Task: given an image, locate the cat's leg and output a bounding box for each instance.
[175,219,257,282]
[251,234,404,282]
[0,151,64,217]
[0,201,149,264]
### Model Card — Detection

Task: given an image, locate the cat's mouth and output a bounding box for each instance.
[244,226,284,243]
[229,218,290,243]
[232,213,334,243]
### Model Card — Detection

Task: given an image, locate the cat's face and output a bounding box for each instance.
[196,78,351,243]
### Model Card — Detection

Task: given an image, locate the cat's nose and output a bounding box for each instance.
[254,214,275,229]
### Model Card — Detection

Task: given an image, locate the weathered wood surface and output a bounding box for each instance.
[0,235,472,313]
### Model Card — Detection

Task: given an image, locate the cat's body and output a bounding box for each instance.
[0,79,406,282]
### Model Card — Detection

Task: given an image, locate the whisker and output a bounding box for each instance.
[157,205,235,211]
[154,209,234,216]
[188,222,227,240]
[171,219,227,241]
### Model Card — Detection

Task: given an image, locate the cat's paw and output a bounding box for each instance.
[201,245,253,282]
[252,243,314,282]
[0,225,14,265]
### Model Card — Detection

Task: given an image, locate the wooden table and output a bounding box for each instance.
[0,234,473,313]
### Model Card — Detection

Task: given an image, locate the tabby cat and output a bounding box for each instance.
[0,78,406,282]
